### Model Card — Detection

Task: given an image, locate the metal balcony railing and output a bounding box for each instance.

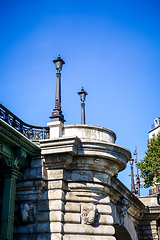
[0,104,49,140]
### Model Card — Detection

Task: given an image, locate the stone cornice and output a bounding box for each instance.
[40,136,130,173]
[40,136,81,155]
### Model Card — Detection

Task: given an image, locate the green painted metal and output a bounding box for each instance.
[0,118,40,240]
[0,169,19,240]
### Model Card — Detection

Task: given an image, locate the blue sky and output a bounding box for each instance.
[1,0,160,195]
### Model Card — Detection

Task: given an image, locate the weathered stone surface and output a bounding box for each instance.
[99,197,110,204]
[63,124,116,143]
[65,202,81,213]
[64,213,81,223]
[49,200,65,211]
[47,169,66,180]
[63,236,116,240]
[40,136,81,156]
[97,204,112,214]
[37,200,49,211]
[99,215,113,225]
[50,211,64,222]
[63,224,115,235]
[67,170,94,182]
[16,190,48,201]
[50,222,63,233]
[18,167,47,180]
[68,182,108,191]
[35,212,49,222]
[48,189,65,200]
[47,121,64,139]
[31,158,44,168]
[65,192,99,203]
[16,180,45,189]
[14,222,50,233]
[48,180,67,190]
[50,233,63,240]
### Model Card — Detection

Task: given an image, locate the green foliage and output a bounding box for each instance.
[138,132,160,188]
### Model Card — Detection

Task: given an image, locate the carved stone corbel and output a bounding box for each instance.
[14,148,27,170]
[117,197,130,225]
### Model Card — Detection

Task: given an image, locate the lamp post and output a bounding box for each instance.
[50,55,65,123]
[134,146,140,196]
[78,87,88,124]
[130,158,136,194]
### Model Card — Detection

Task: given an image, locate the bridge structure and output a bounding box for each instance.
[0,56,160,240]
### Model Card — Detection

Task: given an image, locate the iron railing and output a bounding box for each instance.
[0,104,49,140]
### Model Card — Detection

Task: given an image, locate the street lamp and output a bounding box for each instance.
[130,158,136,194]
[134,146,140,196]
[53,54,65,72]
[50,55,65,123]
[78,87,88,124]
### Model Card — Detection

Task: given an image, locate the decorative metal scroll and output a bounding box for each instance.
[0,104,49,140]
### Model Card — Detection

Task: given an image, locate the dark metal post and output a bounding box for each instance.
[130,159,136,194]
[81,102,85,124]
[50,55,65,123]
[55,71,61,111]
[134,146,140,196]
[78,87,88,124]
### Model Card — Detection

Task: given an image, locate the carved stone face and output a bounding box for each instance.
[81,203,97,225]
[20,203,35,223]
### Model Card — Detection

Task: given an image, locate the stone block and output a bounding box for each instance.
[64,212,81,223]
[16,190,48,201]
[18,167,46,180]
[37,201,49,211]
[49,200,65,211]
[51,233,63,240]
[14,222,50,233]
[50,222,63,233]
[63,236,116,240]
[65,192,100,203]
[48,169,66,180]
[63,224,115,235]
[50,211,64,222]
[68,182,107,191]
[35,212,50,222]
[16,180,45,190]
[37,233,52,240]
[97,204,112,214]
[48,189,65,200]
[99,197,110,204]
[67,170,94,182]
[31,158,44,168]
[65,202,81,213]
[93,172,111,185]
[99,215,113,225]
[48,180,67,190]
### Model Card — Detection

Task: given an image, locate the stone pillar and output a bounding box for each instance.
[1,169,19,240]
[40,123,131,240]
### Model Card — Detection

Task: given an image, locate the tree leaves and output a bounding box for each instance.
[138,132,160,188]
